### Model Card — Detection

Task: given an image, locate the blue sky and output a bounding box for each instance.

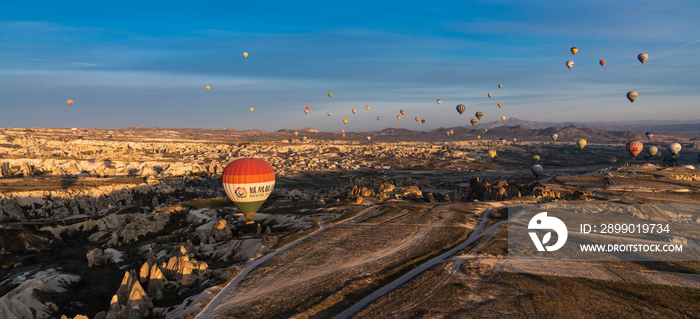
[1,1,699,131]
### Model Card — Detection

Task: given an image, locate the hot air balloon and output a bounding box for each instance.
[500,138,506,144]
[71,128,78,133]
[599,60,606,67]
[342,134,345,138]
[294,131,299,136]
[343,119,348,125]
[449,130,454,135]
[501,116,506,121]
[531,164,544,177]
[570,47,578,55]
[638,53,648,64]
[475,111,483,120]
[328,112,332,116]
[484,128,488,132]
[445,132,450,136]
[222,158,275,224]
[415,117,420,122]
[532,155,540,164]
[577,139,587,150]
[397,115,401,120]
[328,93,333,98]
[477,135,481,140]
[306,106,310,110]
[341,129,345,134]
[304,110,309,114]
[366,105,370,111]
[67,100,73,106]
[470,119,477,126]
[437,99,441,105]
[377,116,381,121]
[367,136,371,141]
[645,132,653,140]
[625,140,644,159]
[456,104,466,115]
[498,103,502,108]
[498,84,503,89]
[421,119,426,124]
[249,108,254,113]
[551,133,558,141]
[647,146,658,157]
[626,91,638,103]
[302,136,307,141]
[243,52,248,58]
[390,129,394,134]
[610,157,617,164]
[667,142,681,156]
[487,93,492,98]
[400,110,406,116]
[352,109,357,114]
[566,60,574,69]
[488,149,497,158]
[206,86,210,91]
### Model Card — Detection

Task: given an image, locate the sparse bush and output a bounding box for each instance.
[645,293,665,307]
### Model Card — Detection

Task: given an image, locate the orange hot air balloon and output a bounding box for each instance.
[400,110,406,116]
[599,59,606,67]
[625,140,644,159]
[327,112,331,116]
[249,108,254,113]
[222,158,275,224]
[366,105,370,111]
[570,47,578,55]
[304,110,309,114]
[501,116,506,121]
[67,100,73,106]
[352,109,357,114]
[306,106,310,110]
[487,93,492,98]
[498,84,503,89]
[397,115,401,120]
[243,52,248,58]
[415,117,420,122]
[206,86,210,91]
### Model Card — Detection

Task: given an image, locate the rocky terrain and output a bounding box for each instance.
[1,127,700,318]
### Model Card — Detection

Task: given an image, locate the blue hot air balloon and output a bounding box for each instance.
[500,137,506,144]
[645,132,653,140]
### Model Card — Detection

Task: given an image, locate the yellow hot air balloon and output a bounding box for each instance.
[577,139,587,150]
[328,93,333,98]
[498,103,502,108]
[243,52,248,58]
[488,149,497,158]
[249,108,254,113]
[487,93,492,98]
[571,47,578,55]
[294,131,298,136]
[343,119,348,125]
[366,105,370,111]
[501,116,506,121]
[206,86,210,91]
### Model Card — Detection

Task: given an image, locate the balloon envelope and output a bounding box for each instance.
[500,137,506,143]
[498,84,503,89]
[243,52,248,58]
[566,60,574,69]
[532,155,540,164]
[67,100,73,106]
[397,115,401,120]
[456,104,466,115]
[249,108,254,113]
[222,158,275,224]
[625,140,644,159]
[667,142,681,155]
[638,53,648,64]
[421,119,426,124]
[647,146,658,157]
[366,105,370,110]
[377,116,381,121]
[328,112,331,116]
[610,157,617,164]
[551,133,559,141]
[352,109,357,114]
[437,99,441,105]
[343,119,348,125]
[627,91,638,103]
[306,106,310,110]
[400,110,406,115]
[599,59,606,67]
[304,110,308,114]
[531,164,544,177]
[501,116,506,121]
[487,93,492,98]
[577,139,587,150]
[645,132,653,140]
[328,93,333,98]
[206,86,210,91]
[570,47,578,55]
[488,149,497,158]
[498,103,502,108]
[475,111,483,120]
[470,119,478,126]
